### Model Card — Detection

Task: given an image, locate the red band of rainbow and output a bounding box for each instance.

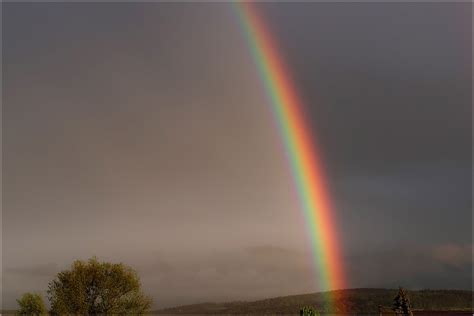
[233,2,346,295]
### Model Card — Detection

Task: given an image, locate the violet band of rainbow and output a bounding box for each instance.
[232,2,346,296]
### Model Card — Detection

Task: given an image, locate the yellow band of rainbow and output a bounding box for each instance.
[233,2,346,296]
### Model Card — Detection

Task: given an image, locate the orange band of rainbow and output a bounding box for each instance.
[233,2,346,297]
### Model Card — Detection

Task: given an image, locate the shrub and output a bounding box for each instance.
[16,293,47,316]
[300,305,320,316]
[47,257,152,315]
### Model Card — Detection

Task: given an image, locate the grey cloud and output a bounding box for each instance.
[2,1,471,310]
[431,244,473,269]
[345,243,473,290]
[134,246,315,308]
[4,263,59,278]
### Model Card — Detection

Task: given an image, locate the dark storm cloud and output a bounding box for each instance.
[345,243,473,290]
[260,2,471,171]
[2,1,471,310]
[255,1,472,251]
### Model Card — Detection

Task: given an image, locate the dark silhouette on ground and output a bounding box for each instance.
[392,287,413,316]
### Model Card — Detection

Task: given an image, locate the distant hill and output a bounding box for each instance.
[154,288,473,314]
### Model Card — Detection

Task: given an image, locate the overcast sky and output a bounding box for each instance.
[2,2,472,309]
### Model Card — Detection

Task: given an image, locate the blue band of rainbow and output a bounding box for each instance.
[233,2,346,299]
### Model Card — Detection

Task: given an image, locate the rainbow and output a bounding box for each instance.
[233,2,346,297]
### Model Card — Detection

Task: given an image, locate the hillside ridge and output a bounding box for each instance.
[154,288,473,314]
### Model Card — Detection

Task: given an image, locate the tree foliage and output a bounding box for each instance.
[392,287,413,316]
[300,305,320,316]
[16,292,47,316]
[47,257,152,315]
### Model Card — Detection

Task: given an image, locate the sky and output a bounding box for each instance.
[2,2,472,310]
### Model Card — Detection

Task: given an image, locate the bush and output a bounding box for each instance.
[16,293,47,315]
[47,257,152,315]
[300,305,320,316]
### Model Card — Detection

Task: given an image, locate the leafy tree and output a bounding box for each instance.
[300,305,320,316]
[392,287,413,316]
[16,292,47,315]
[47,257,152,315]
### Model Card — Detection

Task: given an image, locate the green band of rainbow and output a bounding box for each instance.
[233,2,346,296]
